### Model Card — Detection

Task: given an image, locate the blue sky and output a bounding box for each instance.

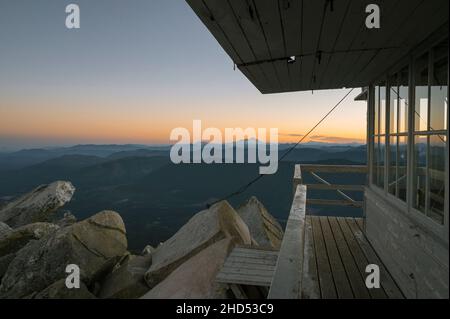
[0,0,366,150]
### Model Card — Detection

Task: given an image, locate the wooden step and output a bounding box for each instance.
[216,247,278,287]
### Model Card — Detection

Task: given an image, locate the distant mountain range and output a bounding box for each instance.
[0,143,366,250]
[0,144,170,171]
[0,143,365,170]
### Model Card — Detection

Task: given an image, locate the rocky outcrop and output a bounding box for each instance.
[0,177,284,300]
[99,254,152,299]
[32,279,96,299]
[0,223,59,279]
[0,222,12,240]
[0,222,59,257]
[144,201,251,288]
[0,211,127,298]
[142,238,232,299]
[237,197,284,249]
[0,181,75,228]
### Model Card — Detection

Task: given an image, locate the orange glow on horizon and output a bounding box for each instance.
[0,91,367,146]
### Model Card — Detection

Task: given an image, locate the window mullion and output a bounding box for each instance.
[425,135,430,217]
[407,58,415,212]
[445,46,449,229]
[396,82,401,198]
[425,50,433,217]
[396,134,399,197]
[385,81,390,193]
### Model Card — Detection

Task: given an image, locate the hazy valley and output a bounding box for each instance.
[0,143,366,250]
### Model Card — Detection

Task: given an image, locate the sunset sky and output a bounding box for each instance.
[0,0,367,150]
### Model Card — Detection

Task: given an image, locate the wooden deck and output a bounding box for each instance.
[216,246,278,287]
[216,164,404,299]
[302,216,404,299]
[216,216,404,299]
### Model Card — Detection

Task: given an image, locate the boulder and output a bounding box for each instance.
[142,245,155,256]
[0,222,12,240]
[0,211,127,298]
[142,238,232,299]
[0,223,60,279]
[32,279,96,299]
[99,254,152,299]
[0,222,60,256]
[0,253,15,279]
[0,181,75,228]
[237,197,284,249]
[144,201,251,288]
[55,211,77,228]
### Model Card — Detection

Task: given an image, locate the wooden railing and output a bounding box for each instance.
[268,183,306,299]
[269,164,367,298]
[294,164,367,209]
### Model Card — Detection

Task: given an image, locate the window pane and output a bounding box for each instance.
[430,40,448,131]
[428,135,446,224]
[380,85,387,134]
[372,135,379,185]
[398,136,408,202]
[413,135,427,213]
[377,136,385,189]
[388,136,397,195]
[414,53,429,132]
[389,77,398,134]
[388,135,408,202]
[399,68,409,133]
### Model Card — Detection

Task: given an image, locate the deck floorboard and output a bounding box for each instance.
[328,217,370,299]
[311,217,337,298]
[345,218,404,299]
[301,216,404,299]
[319,216,354,298]
[336,217,387,299]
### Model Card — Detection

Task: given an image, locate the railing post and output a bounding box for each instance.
[293,164,302,197]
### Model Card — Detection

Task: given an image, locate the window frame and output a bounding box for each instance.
[410,45,448,228]
[368,37,449,242]
[387,72,409,201]
[370,83,387,191]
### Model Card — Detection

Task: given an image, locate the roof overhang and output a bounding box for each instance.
[186,0,449,94]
